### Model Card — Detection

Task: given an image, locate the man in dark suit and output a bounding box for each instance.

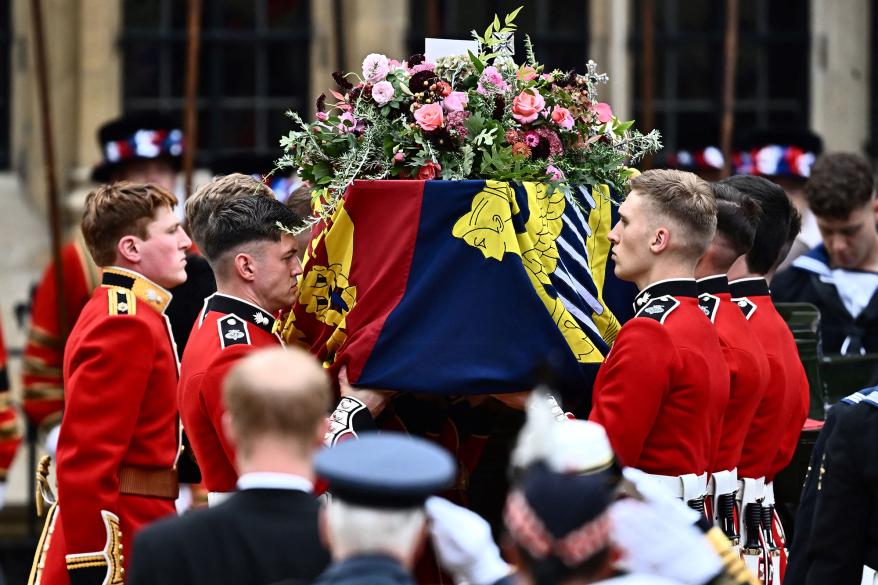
[128,346,332,585]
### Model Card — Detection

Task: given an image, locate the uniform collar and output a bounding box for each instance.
[633,278,697,312]
[729,277,770,298]
[102,267,173,313]
[697,274,730,296]
[205,293,277,335]
[237,472,313,493]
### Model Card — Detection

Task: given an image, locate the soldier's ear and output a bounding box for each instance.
[234,252,257,282]
[649,227,671,253]
[117,234,140,263]
[221,412,236,446]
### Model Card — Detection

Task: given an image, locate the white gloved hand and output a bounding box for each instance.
[426,496,511,585]
[45,424,61,457]
[621,467,701,527]
[610,498,721,585]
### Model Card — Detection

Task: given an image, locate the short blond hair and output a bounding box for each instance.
[223,347,331,457]
[185,173,275,250]
[629,169,717,258]
[81,182,178,266]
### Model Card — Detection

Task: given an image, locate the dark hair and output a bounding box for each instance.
[720,175,793,274]
[81,182,178,266]
[202,195,298,264]
[806,153,875,219]
[711,182,762,257]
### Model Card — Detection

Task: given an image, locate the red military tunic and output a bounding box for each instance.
[23,237,100,431]
[0,314,22,480]
[731,278,809,481]
[178,293,283,493]
[590,279,730,476]
[33,268,180,585]
[697,275,770,473]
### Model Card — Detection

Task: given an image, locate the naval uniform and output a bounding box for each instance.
[590,278,729,506]
[178,293,283,498]
[697,275,770,539]
[130,472,329,585]
[31,268,181,585]
[802,393,878,584]
[785,387,878,585]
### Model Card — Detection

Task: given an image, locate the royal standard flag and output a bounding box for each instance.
[283,179,621,399]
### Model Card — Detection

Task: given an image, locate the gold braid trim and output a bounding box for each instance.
[705,527,761,585]
[26,327,63,350]
[27,502,58,585]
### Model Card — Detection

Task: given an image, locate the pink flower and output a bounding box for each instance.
[517,66,538,81]
[511,89,546,124]
[372,81,395,105]
[413,102,444,131]
[337,111,358,133]
[546,165,564,182]
[594,102,614,124]
[417,161,441,180]
[316,111,328,121]
[524,131,539,147]
[388,59,404,71]
[393,151,405,162]
[409,62,436,74]
[443,91,469,112]
[362,53,390,83]
[550,105,574,130]
[477,66,508,94]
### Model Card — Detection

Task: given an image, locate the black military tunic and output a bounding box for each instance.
[801,391,878,584]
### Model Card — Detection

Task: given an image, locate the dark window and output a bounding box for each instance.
[631,0,810,157]
[121,0,310,168]
[0,0,10,169]
[407,0,589,73]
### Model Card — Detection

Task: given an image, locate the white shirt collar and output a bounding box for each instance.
[236,472,313,493]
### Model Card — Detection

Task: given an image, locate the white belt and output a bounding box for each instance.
[763,481,775,506]
[645,472,708,501]
[736,476,765,505]
[208,491,233,507]
[710,468,738,497]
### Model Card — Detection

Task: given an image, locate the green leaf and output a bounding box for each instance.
[467,50,485,75]
[505,6,523,26]
[493,14,501,30]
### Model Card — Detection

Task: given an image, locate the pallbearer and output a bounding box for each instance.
[590,169,729,513]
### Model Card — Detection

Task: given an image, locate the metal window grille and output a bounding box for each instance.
[0,0,10,169]
[632,0,810,157]
[120,0,310,168]
[407,0,589,73]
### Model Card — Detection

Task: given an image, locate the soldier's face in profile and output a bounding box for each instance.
[251,233,303,313]
[608,191,653,286]
[137,205,191,288]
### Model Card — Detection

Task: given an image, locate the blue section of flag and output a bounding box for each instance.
[357,180,601,400]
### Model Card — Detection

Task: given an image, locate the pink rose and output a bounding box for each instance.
[362,53,390,83]
[511,89,546,124]
[393,151,405,162]
[337,111,358,133]
[443,91,469,112]
[372,80,395,105]
[550,105,574,130]
[517,66,538,81]
[417,161,441,180]
[413,102,444,131]
[316,111,328,121]
[594,102,614,124]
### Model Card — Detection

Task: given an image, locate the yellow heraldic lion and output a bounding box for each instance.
[453,180,601,364]
[285,203,357,361]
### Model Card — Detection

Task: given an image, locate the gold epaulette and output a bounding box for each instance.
[107,288,136,316]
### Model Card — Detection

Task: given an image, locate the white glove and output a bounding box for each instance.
[621,467,701,527]
[0,482,6,511]
[45,424,61,457]
[426,496,511,585]
[610,498,721,585]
